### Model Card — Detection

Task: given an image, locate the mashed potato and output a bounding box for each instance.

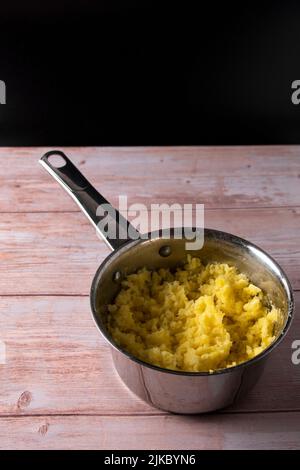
[107,256,281,372]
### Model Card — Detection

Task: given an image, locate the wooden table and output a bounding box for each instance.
[0,146,299,450]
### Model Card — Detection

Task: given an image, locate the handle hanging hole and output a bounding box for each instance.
[48,154,67,168]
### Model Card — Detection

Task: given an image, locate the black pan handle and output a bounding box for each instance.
[40,150,139,251]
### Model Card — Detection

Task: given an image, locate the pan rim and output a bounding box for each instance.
[90,227,294,377]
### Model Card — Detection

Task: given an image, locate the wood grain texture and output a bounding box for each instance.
[0,146,299,450]
[0,293,299,416]
[0,413,299,450]
[1,207,300,295]
[0,146,299,212]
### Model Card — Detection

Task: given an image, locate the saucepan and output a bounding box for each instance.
[40,150,294,413]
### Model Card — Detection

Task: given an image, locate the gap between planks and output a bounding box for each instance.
[1,205,300,214]
[0,408,299,418]
[0,290,299,298]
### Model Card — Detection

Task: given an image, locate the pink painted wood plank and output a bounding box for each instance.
[0,412,299,450]
[0,207,299,296]
[0,146,299,213]
[0,293,298,416]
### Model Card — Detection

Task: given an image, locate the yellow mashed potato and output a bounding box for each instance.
[107,256,282,372]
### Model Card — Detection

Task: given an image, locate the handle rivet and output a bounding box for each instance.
[159,245,172,257]
[113,271,122,282]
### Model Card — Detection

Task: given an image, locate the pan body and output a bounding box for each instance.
[90,228,294,413]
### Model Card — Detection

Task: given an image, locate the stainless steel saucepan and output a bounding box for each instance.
[40,150,294,414]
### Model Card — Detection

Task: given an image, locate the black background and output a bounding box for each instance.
[1,0,300,145]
